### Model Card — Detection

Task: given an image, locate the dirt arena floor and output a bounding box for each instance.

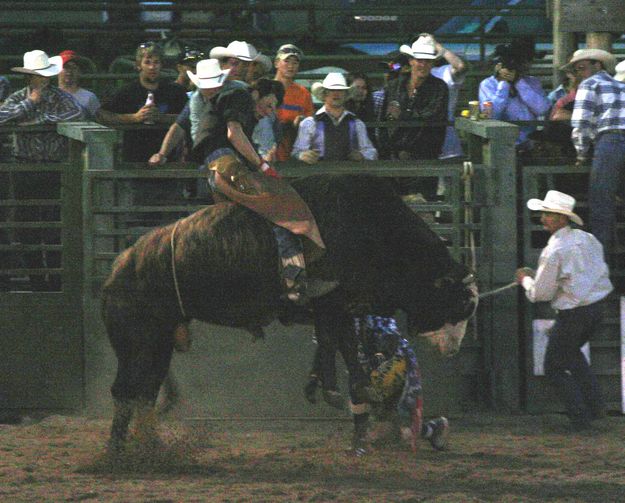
[0,412,624,502]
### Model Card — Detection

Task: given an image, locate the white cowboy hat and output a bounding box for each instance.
[11,50,63,77]
[527,190,583,226]
[560,48,616,75]
[399,35,441,60]
[615,60,625,82]
[187,59,230,89]
[209,41,258,62]
[311,72,350,101]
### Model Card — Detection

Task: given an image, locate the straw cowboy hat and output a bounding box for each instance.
[527,190,583,226]
[187,59,230,89]
[209,41,259,62]
[615,60,625,82]
[561,48,616,74]
[11,50,63,77]
[399,35,442,60]
[311,72,350,101]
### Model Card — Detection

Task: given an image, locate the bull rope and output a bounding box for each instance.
[170,219,187,319]
[462,162,517,308]
[478,281,518,299]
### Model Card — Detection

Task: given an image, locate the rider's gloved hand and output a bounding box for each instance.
[260,160,280,178]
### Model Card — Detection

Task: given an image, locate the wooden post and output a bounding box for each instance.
[456,117,521,412]
[586,32,612,51]
[551,0,576,87]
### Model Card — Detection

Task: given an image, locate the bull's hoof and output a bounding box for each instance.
[322,389,344,409]
[106,437,126,459]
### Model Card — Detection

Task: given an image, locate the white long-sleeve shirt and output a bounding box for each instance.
[521,226,613,310]
[291,106,378,161]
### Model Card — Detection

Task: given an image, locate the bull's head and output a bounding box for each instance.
[407,268,478,357]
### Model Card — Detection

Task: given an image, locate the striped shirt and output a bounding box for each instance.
[571,70,625,159]
[0,85,83,162]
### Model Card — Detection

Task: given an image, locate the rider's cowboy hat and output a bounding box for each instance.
[11,50,63,77]
[311,72,350,101]
[187,59,230,89]
[527,190,583,226]
[399,35,442,60]
[209,41,259,62]
[560,48,616,75]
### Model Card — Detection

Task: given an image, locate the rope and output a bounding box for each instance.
[170,218,187,319]
[478,281,518,299]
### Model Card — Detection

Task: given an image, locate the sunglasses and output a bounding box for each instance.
[278,47,302,57]
[138,41,158,49]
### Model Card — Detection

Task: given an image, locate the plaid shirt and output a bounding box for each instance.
[0,85,83,162]
[571,71,625,159]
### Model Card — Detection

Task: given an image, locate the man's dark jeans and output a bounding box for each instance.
[589,131,625,258]
[544,300,606,426]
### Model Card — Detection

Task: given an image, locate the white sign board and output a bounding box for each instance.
[532,319,590,376]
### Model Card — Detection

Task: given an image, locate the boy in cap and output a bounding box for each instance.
[58,50,100,119]
[274,44,314,161]
[516,190,612,431]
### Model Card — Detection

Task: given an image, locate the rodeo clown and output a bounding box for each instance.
[353,315,449,453]
[307,313,449,453]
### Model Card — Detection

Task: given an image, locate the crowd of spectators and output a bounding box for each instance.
[2,37,625,263]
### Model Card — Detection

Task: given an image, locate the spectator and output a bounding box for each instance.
[426,34,467,160]
[0,75,9,104]
[371,52,410,158]
[210,40,260,83]
[567,48,622,257]
[345,72,375,123]
[382,35,448,162]
[479,40,550,154]
[251,78,284,161]
[540,69,582,156]
[273,44,314,161]
[0,50,82,290]
[516,190,612,431]
[98,41,188,162]
[174,47,205,95]
[57,50,100,119]
[548,68,577,106]
[247,54,273,85]
[291,72,377,164]
[1,50,83,160]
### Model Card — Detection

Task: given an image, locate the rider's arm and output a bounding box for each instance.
[227,120,263,169]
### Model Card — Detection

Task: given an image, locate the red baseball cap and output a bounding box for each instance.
[59,50,90,71]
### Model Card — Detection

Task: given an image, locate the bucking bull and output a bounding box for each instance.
[102,174,478,453]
